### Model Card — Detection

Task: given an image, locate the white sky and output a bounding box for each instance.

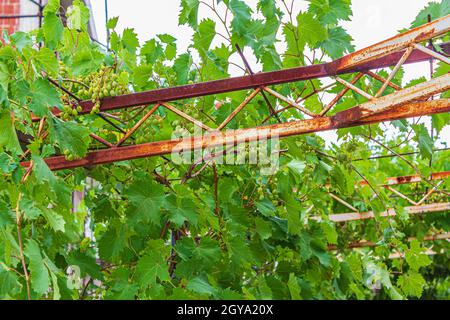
[90,0,438,79]
[89,0,449,145]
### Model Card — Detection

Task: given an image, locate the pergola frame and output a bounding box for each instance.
[16,15,450,239]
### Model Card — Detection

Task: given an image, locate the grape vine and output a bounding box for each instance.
[0,0,448,300]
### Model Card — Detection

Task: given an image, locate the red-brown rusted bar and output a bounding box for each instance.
[337,73,449,120]
[364,70,402,91]
[31,37,450,122]
[319,73,364,116]
[335,77,373,100]
[374,46,414,97]
[90,133,114,148]
[327,232,450,251]
[216,88,261,130]
[322,202,450,223]
[116,104,160,146]
[359,171,450,186]
[21,99,449,171]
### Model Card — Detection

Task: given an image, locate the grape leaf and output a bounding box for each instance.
[296,12,328,47]
[405,240,432,271]
[49,119,90,158]
[0,267,20,296]
[412,124,434,160]
[229,0,253,37]
[308,0,352,24]
[173,53,192,85]
[411,0,450,27]
[187,276,217,296]
[67,0,90,31]
[107,17,119,29]
[0,110,22,154]
[28,78,61,117]
[43,13,63,49]
[165,194,198,227]
[71,48,104,76]
[44,0,60,14]
[319,26,354,59]
[193,19,216,58]
[397,271,426,298]
[125,176,166,225]
[66,251,103,280]
[179,0,200,29]
[287,273,301,299]
[122,28,139,53]
[25,240,51,295]
[98,224,128,261]
[135,242,170,288]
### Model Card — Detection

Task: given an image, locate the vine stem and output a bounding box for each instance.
[15,192,31,300]
[350,165,400,238]
[351,165,386,209]
[212,162,219,216]
[362,134,448,195]
[212,162,225,247]
[199,0,232,40]
[60,78,90,89]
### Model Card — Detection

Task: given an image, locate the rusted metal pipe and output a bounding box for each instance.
[30,38,450,121]
[336,73,450,121]
[321,202,450,223]
[327,232,450,250]
[116,104,160,146]
[359,170,450,186]
[21,99,449,171]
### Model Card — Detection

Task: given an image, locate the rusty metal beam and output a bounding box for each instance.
[31,37,450,122]
[359,171,450,187]
[321,202,450,223]
[335,14,449,69]
[353,73,449,118]
[327,232,450,250]
[21,99,449,171]
[331,72,449,125]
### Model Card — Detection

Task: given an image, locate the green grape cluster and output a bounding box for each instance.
[59,63,130,116]
[134,115,165,144]
[183,103,200,119]
[62,148,81,161]
[169,104,201,133]
[59,93,83,121]
[59,60,68,77]
[82,66,129,114]
[255,176,279,204]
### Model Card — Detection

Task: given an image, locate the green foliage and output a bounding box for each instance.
[49,119,91,159]
[411,0,450,27]
[25,240,51,295]
[0,110,22,154]
[297,12,328,47]
[0,0,448,301]
[179,0,200,29]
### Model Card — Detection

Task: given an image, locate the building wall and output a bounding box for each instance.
[1,0,96,40]
[18,0,43,32]
[0,0,21,34]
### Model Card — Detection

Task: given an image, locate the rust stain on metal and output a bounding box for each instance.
[327,232,450,251]
[359,171,450,186]
[30,38,450,122]
[21,99,449,171]
[324,202,450,223]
